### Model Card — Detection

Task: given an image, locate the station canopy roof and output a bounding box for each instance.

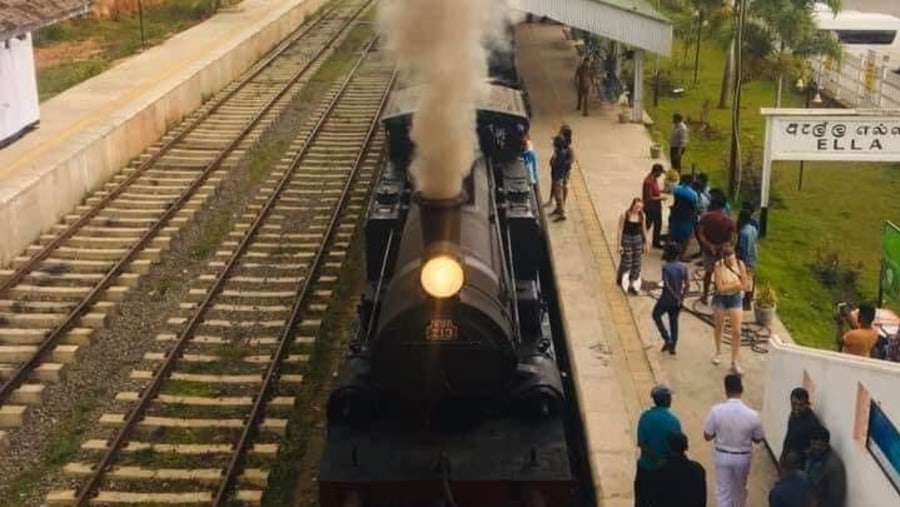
[0,0,91,41]
[509,0,673,56]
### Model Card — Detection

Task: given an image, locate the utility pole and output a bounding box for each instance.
[653,0,661,106]
[693,9,704,84]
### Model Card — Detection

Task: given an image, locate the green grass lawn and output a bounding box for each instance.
[646,41,900,349]
[33,0,240,101]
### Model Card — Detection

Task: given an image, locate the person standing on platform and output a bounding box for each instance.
[703,374,765,507]
[769,452,816,507]
[780,387,821,462]
[669,174,699,260]
[657,432,707,507]
[521,132,539,189]
[574,56,594,116]
[711,246,749,374]
[635,385,682,507]
[643,164,666,249]
[669,113,689,172]
[653,243,689,355]
[736,208,759,310]
[617,197,648,295]
[698,199,737,305]
[547,134,572,221]
[805,426,846,507]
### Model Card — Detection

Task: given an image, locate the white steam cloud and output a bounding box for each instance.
[379,0,510,200]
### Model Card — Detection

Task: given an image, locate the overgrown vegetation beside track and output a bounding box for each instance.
[646,2,900,348]
[33,0,243,101]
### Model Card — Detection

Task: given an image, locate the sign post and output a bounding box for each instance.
[760,109,900,236]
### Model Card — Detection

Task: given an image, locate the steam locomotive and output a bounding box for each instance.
[318,62,576,506]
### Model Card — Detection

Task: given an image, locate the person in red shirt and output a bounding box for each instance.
[643,164,666,249]
[697,198,737,304]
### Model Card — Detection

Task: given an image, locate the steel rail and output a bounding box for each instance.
[213,61,396,507]
[0,0,375,405]
[72,36,391,507]
[0,1,341,296]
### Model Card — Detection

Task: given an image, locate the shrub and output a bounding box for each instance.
[811,239,863,301]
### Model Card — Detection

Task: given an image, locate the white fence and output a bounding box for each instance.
[811,50,900,109]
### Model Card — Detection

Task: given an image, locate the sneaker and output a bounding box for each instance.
[711,354,722,365]
[661,342,671,353]
[628,287,639,296]
[553,214,567,222]
[669,347,676,356]
[549,208,562,216]
[731,362,744,375]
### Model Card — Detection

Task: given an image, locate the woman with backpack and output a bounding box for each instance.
[712,246,749,374]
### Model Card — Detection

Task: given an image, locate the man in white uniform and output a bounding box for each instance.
[702,374,765,507]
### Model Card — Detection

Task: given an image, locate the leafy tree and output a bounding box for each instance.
[750,0,842,105]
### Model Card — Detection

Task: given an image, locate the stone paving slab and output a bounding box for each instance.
[516,22,779,506]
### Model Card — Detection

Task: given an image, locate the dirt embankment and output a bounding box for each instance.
[93,0,166,18]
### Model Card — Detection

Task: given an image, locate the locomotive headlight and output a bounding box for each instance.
[420,255,464,298]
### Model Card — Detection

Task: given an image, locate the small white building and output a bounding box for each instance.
[0,0,91,147]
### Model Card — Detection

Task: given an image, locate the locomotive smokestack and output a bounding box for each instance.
[414,192,465,246]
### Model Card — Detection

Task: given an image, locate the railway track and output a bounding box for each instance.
[0,0,376,436]
[44,36,395,506]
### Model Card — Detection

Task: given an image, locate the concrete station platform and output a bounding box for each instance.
[516,23,779,506]
[0,0,328,267]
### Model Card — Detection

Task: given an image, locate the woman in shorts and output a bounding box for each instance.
[711,246,748,374]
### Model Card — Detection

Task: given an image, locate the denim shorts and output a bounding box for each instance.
[714,292,744,311]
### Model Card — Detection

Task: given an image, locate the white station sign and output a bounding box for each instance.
[759,109,900,234]
[764,109,900,162]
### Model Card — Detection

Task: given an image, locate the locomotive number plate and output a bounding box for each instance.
[425,319,458,342]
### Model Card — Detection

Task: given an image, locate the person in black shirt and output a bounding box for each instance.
[781,388,822,462]
[656,432,706,507]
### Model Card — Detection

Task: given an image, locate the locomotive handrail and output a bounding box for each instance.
[486,160,520,343]
[363,229,395,345]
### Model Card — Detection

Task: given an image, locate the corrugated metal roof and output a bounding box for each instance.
[587,0,669,23]
[511,0,673,56]
[0,0,92,41]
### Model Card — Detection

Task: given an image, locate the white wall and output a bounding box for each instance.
[0,33,40,144]
[762,336,900,507]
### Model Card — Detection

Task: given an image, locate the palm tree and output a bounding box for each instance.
[752,0,842,106]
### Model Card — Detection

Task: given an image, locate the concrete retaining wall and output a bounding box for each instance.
[0,0,328,266]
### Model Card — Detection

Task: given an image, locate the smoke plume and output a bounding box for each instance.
[379,0,508,200]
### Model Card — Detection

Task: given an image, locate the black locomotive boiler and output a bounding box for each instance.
[318,82,575,507]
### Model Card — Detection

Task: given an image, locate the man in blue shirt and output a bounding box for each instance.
[769,451,815,507]
[635,385,682,507]
[669,175,699,261]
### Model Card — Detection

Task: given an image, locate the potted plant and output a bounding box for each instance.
[754,282,778,327]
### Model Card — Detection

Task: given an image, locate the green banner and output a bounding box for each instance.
[882,221,900,307]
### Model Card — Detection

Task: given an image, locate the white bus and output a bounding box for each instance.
[813,3,900,56]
